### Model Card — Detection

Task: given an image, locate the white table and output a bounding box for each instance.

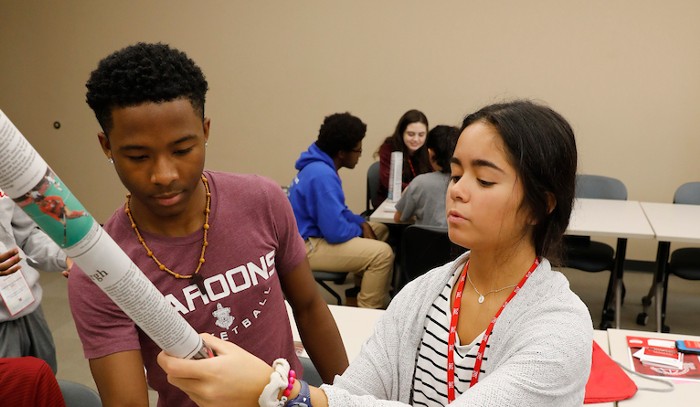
[568,199,655,239]
[639,202,700,332]
[567,199,655,328]
[608,328,700,406]
[374,198,654,235]
[373,198,656,328]
[369,199,409,224]
[373,197,655,235]
[594,329,610,351]
[287,304,384,361]
[640,203,700,244]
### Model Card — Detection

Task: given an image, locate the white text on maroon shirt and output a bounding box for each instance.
[165,249,276,315]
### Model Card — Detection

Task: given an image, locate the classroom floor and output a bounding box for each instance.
[41,265,700,405]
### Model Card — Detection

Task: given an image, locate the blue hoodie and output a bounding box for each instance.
[288,142,365,243]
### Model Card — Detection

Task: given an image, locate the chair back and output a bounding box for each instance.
[575,174,627,200]
[565,174,627,330]
[58,380,102,407]
[312,270,347,305]
[366,161,381,212]
[566,174,626,266]
[400,225,466,283]
[673,182,700,205]
[661,182,700,331]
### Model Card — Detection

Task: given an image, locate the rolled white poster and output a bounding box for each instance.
[388,151,403,202]
[0,109,210,359]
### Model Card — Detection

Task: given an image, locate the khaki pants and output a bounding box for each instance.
[306,222,394,308]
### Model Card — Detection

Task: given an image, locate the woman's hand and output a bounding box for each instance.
[157,333,273,407]
[0,248,21,276]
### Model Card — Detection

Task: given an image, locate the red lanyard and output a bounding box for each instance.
[446,257,539,402]
[407,158,416,178]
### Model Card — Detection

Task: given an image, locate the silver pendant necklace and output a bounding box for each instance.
[466,271,516,304]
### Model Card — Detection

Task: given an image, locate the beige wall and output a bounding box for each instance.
[1,1,699,261]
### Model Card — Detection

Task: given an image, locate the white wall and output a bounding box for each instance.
[2,1,699,260]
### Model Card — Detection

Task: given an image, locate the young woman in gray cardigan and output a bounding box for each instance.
[157,100,593,407]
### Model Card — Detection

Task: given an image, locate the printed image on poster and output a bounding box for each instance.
[13,168,91,247]
[0,109,210,360]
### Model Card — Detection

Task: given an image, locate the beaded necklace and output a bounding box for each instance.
[125,174,210,292]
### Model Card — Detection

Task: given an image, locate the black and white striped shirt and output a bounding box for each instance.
[411,269,488,406]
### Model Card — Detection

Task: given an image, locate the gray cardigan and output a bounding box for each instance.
[322,254,593,406]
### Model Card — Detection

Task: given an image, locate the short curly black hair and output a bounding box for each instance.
[85,42,208,134]
[315,112,367,158]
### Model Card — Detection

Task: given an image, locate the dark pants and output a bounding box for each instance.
[0,306,57,373]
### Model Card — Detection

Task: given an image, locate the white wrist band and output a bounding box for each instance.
[259,358,291,407]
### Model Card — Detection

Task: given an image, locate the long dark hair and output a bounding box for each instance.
[380,109,431,178]
[461,100,577,264]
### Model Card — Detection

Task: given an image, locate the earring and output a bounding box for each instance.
[108,158,114,164]
[205,142,208,148]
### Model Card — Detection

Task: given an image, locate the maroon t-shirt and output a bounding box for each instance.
[68,171,307,407]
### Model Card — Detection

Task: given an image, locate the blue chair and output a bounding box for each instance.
[58,380,102,407]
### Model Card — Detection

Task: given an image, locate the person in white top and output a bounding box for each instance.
[0,195,71,374]
[156,100,593,407]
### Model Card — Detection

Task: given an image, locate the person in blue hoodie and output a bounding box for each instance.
[288,113,394,309]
